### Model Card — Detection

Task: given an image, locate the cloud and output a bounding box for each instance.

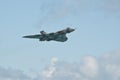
[41,57,58,79]
[0,66,31,80]
[38,56,98,80]
[40,0,120,19]
[100,51,120,80]
[0,51,120,80]
[38,50,120,80]
[40,0,91,18]
[80,56,98,78]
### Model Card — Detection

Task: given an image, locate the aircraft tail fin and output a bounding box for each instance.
[40,31,47,35]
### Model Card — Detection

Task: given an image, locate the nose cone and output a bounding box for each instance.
[66,27,75,33]
[70,28,75,32]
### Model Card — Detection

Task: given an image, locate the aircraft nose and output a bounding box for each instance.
[67,29,75,33]
[71,29,75,32]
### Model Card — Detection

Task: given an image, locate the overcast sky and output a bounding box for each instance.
[0,0,120,80]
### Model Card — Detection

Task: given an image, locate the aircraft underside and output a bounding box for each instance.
[40,34,68,42]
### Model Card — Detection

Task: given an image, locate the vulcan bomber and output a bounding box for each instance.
[23,27,75,42]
